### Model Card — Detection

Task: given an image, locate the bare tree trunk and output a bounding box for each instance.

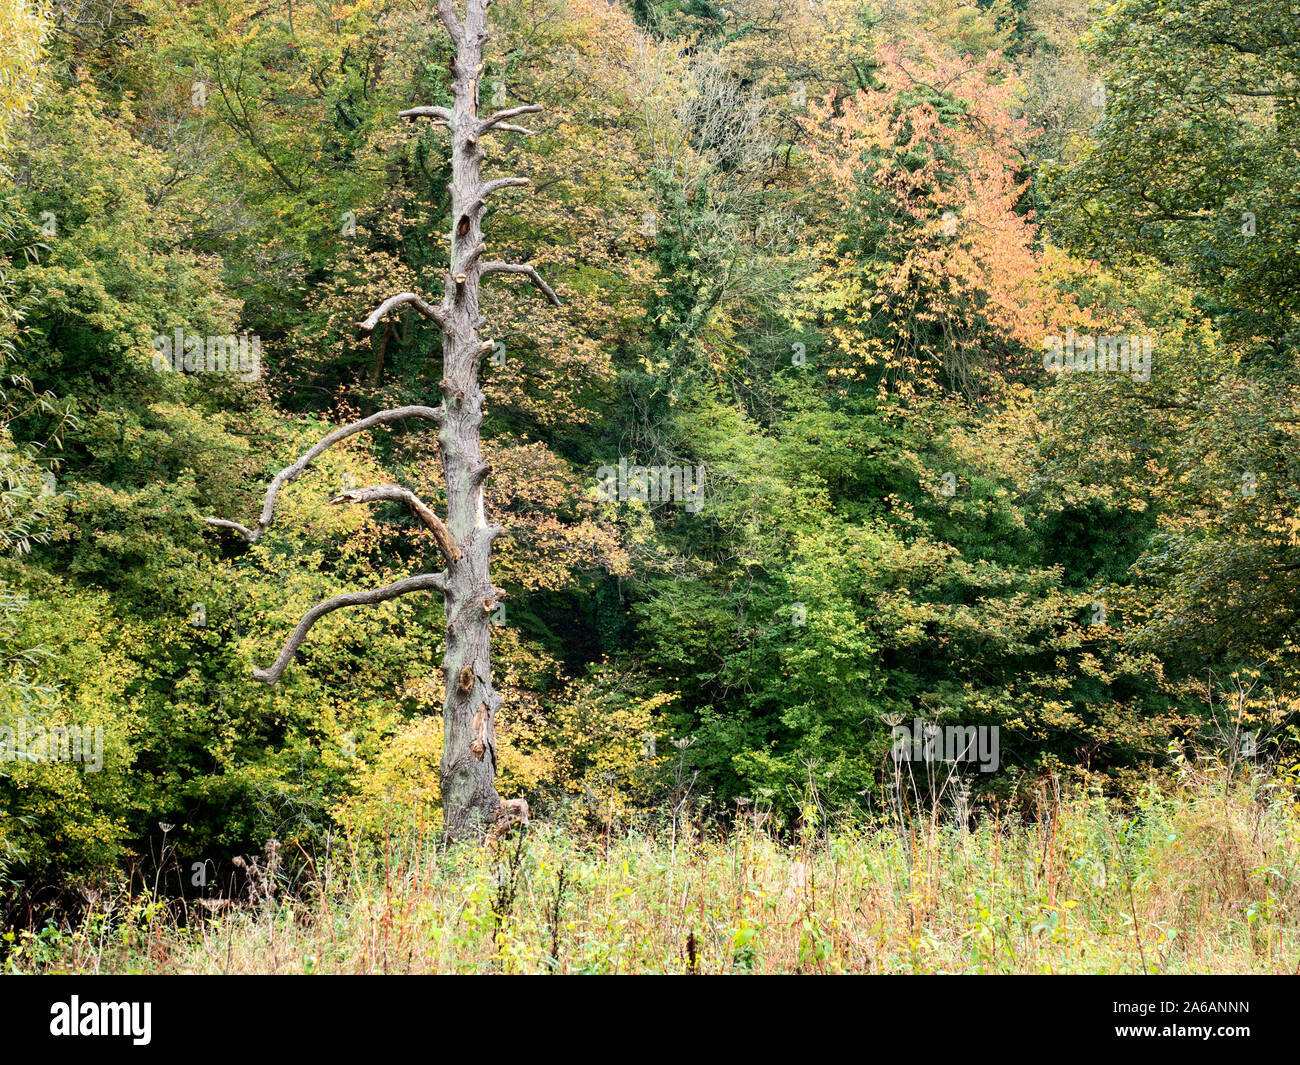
[430,0,559,841]
[205,0,556,843]
[435,0,505,842]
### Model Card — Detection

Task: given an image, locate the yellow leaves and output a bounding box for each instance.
[480,439,629,590]
[332,712,445,839]
[0,0,45,153]
[541,665,675,827]
[331,647,671,842]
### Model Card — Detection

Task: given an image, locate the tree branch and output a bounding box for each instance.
[436,0,463,44]
[203,406,445,543]
[479,261,561,305]
[480,177,531,200]
[253,572,448,684]
[330,484,463,564]
[479,104,542,133]
[399,105,453,125]
[359,292,448,333]
[484,122,534,136]
[458,242,486,276]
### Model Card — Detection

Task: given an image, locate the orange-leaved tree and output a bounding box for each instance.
[799,43,1066,401]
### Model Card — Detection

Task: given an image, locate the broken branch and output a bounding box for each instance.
[330,484,463,564]
[359,292,448,333]
[459,241,486,273]
[203,406,445,543]
[485,122,533,136]
[479,104,542,133]
[398,105,454,123]
[480,177,531,200]
[479,261,561,306]
[253,572,449,685]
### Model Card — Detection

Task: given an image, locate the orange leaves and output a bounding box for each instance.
[799,41,1062,398]
[481,440,630,591]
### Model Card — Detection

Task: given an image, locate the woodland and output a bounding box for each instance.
[1,0,1298,974]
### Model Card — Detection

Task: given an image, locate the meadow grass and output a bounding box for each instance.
[8,766,1300,975]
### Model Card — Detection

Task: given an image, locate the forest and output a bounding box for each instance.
[1,0,1298,976]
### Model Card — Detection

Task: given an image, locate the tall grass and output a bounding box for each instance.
[7,763,1300,974]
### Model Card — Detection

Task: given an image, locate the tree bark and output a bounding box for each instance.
[433,0,514,842]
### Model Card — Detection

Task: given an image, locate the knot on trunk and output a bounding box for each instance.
[489,797,530,841]
[470,701,489,760]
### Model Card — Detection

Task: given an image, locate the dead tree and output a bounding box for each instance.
[205,0,555,842]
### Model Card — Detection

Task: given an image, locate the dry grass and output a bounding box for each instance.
[9,768,1300,974]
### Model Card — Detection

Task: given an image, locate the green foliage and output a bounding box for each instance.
[1047,0,1300,347]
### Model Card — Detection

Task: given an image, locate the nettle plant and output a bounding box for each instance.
[206,0,557,842]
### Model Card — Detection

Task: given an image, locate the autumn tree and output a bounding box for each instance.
[205,0,557,842]
[1046,0,1300,349]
